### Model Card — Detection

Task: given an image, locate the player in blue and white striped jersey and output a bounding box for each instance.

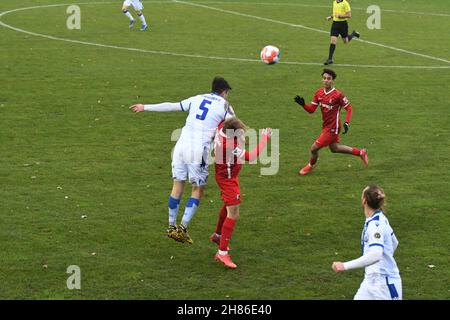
[332,185,402,300]
[130,76,235,244]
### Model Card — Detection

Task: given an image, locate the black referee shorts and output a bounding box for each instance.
[330,21,349,38]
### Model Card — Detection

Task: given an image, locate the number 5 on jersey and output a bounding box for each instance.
[196,99,212,121]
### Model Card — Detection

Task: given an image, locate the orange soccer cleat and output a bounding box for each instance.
[210,233,230,251]
[360,149,369,167]
[299,163,315,175]
[215,253,237,269]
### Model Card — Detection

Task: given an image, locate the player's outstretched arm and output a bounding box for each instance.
[130,104,145,112]
[129,102,182,113]
[244,128,272,162]
[294,95,317,113]
[294,95,305,106]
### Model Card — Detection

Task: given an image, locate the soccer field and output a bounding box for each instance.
[0,0,449,300]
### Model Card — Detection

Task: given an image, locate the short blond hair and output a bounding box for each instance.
[222,117,247,138]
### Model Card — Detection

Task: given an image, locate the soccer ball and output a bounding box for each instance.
[260,45,280,64]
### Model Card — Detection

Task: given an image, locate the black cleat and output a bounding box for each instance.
[352,30,360,38]
[324,59,334,65]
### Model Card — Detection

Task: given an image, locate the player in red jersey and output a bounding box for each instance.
[294,69,368,175]
[211,117,272,269]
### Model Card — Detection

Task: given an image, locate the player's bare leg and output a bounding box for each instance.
[190,185,204,200]
[171,180,185,199]
[329,143,354,154]
[215,205,238,269]
[329,143,368,166]
[300,143,320,175]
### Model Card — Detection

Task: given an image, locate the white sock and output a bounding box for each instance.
[168,196,180,226]
[180,197,199,228]
[218,250,228,255]
[124,11,134,21]
[138,14,147,26]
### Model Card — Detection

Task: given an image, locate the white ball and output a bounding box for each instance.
[260,45,280,64]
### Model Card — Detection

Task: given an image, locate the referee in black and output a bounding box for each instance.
[324,0,360,65]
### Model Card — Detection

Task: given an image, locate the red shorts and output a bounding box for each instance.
[215,175,241,206]
[315,129,340,148]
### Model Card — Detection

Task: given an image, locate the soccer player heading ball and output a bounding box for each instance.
[130,76,235,244]
[294,69,368,175]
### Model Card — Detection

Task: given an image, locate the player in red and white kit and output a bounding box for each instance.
[210,118,272,269]
[294,69,368,175]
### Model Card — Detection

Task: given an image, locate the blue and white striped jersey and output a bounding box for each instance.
[361,211,400,277]
[179,93,235,148]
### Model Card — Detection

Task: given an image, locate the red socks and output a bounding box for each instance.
[220,217,236,251]
[215,205,228,234]
[352,148,361,156]
[215,206,237,252]
[309,157,318,166]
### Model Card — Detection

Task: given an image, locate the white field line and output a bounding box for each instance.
[175,0,450,65]
[194,1,450,17]
[0,2,449,69]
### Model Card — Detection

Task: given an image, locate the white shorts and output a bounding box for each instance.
[171,140,209,186]
[123,0,143,11]
[354,275,402,300]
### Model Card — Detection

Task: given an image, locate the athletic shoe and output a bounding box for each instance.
[324,59,333,65]
[214,253,237,269]
[129,20,135,29]
[177,225,194,244]
[299,163,315,175]
[167,225,180,242]
[360,149,369,167]
[140,24,148,31]
[210,233,230,250]
[352,30,360,38]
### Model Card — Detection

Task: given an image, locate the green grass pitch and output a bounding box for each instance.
[0,0,449,299]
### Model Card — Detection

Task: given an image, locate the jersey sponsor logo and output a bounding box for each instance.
[321,103,333,110]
